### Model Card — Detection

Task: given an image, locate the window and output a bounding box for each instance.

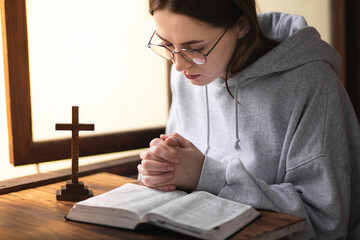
[1,0,169,167]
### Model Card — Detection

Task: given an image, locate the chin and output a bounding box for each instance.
[190,80,206,86]
[189,77,215,86]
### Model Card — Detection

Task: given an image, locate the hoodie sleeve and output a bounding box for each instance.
[196,64,359,240]
[197,155,349,240]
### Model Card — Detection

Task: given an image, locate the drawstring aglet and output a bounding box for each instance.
[234,139,241,151]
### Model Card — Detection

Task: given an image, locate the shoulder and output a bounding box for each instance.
[279,60,340,97]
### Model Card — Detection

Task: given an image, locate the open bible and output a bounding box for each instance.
[66,183,261,240]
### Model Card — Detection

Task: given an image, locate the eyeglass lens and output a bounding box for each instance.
[150,45,206,65]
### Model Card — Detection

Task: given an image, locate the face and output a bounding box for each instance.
[153,9,241,86]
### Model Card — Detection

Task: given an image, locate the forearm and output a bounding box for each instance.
[196,156,350,239]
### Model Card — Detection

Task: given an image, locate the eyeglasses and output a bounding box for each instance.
[147,27,228,65]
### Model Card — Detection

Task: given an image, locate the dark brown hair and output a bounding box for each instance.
[149,0,279,96]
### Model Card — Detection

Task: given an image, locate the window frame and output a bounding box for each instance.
[1,0,165,166]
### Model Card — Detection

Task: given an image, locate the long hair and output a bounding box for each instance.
[149,0,279,97]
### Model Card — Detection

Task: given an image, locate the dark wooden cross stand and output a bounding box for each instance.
[55,106,95,201]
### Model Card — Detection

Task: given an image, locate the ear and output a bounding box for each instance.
[236,15,250,39]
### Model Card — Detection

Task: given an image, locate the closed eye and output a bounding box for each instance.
[161,42,175,50]
[189,47,204,52]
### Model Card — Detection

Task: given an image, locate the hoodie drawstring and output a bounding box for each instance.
[204,83,240,156]
[204,86,210,156]
[234,83,241,150]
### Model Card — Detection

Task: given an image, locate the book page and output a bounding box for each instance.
[67,183,187,229]
[74,183,187,218]
[145,191,256,231]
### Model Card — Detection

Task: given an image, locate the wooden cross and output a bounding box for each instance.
[55,106,95,201]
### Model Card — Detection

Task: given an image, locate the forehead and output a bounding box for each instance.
[153,9,219,43]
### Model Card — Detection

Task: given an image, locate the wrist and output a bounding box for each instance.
[188,153,205,190]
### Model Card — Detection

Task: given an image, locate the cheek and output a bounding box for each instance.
[204,53,231,78]
[205,64,225,78]
[205,42,238,78]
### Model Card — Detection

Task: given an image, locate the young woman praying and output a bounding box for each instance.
[137,0,360,239]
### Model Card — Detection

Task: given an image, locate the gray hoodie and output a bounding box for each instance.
[166,12,360,239]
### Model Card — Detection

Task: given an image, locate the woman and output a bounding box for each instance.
[137,0,360,239]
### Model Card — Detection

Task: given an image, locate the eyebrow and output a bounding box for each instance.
[156,32,204,45]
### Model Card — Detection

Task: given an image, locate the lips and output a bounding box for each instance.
[184,73,200,80]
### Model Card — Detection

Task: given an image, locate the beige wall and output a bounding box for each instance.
[257,0,331,44]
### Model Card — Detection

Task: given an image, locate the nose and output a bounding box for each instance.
[173,53,192,72]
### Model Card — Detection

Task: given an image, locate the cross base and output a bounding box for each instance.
[56,181,94,201]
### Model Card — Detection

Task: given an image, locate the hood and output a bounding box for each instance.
[204,12,341,154]
[223,12,341,88]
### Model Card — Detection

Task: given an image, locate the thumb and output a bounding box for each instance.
[166,133,191,148]
[164,137,179,147]
[160,134,180,147]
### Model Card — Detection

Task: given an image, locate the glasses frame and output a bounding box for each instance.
[147,27,229,65]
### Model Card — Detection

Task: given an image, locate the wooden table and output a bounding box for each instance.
[0,173,305,239]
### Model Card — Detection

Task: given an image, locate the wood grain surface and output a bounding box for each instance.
[0,173,305,240]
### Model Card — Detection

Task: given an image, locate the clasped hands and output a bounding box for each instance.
[137,133,205,192]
